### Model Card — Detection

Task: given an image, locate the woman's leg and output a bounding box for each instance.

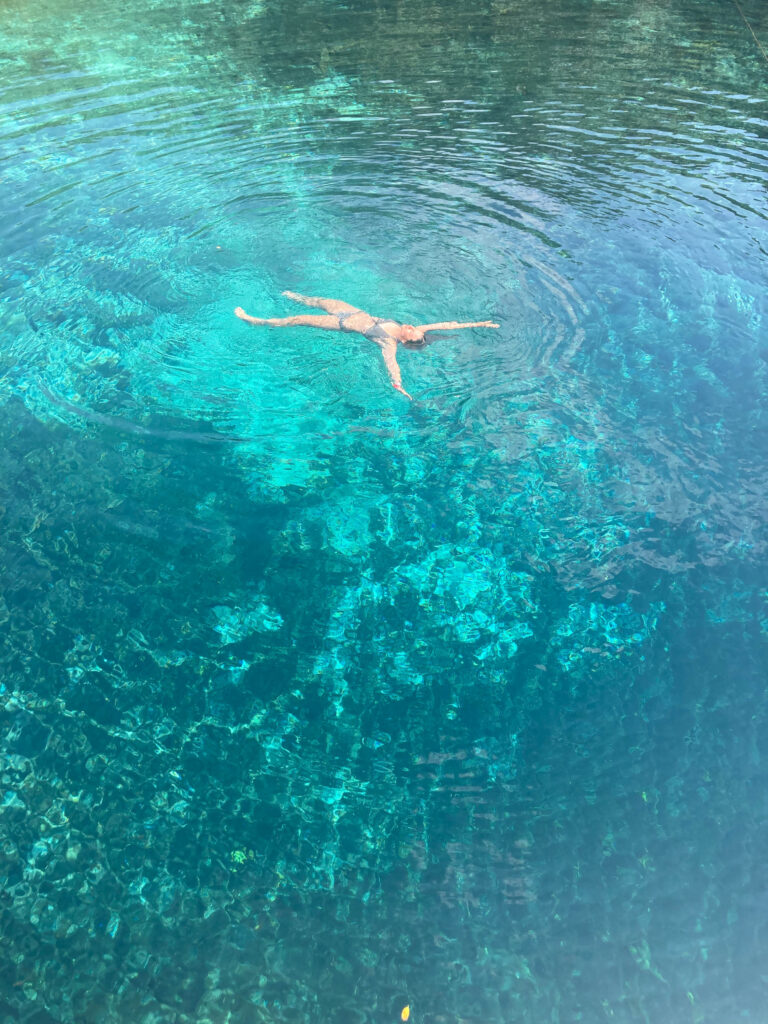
[282,291,362,315]
[235,308,340,330]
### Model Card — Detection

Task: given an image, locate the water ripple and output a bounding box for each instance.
[0,10,765,578]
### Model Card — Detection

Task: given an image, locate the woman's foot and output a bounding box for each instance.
[234,306,262,324]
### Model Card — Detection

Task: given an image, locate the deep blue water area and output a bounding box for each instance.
[1,0,767,1021]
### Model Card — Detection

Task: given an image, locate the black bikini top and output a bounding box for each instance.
[363,318,400,342]
[337,312,399,343]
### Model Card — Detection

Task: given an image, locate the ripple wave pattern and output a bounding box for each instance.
[1,1,767,1023]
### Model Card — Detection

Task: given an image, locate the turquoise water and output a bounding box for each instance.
[1,0,767,1020]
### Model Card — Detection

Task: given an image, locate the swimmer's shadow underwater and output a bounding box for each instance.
[32,390,301,584]
[39,378,252,444]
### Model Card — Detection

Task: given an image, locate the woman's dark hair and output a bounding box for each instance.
[400,331,443,350]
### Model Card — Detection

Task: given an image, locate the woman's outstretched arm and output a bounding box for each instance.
[415,319,499,331]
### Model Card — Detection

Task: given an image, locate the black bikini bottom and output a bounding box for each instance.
[336,312,358,332]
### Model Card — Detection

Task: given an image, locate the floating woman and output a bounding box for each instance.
[235,291,499,400]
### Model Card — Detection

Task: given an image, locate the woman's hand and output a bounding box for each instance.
[393,382,413,400]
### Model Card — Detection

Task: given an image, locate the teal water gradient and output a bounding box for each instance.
[1,0,767,1021]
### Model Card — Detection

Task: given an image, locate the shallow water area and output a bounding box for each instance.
[1,0,767,1021]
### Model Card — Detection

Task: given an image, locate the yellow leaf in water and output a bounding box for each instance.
[401,1007,410,1022]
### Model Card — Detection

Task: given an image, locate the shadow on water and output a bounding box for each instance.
[37,378,249,445]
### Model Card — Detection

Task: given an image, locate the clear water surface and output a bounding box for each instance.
[1,0,767,1021]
